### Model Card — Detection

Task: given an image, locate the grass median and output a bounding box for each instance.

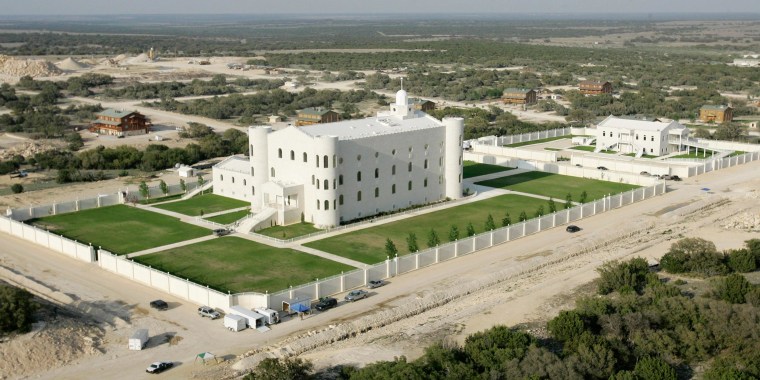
[463,161,514,178]
[152,193,249,216]
[476,171,639,201]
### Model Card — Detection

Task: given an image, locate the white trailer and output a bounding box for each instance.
[128,329,149,350]
[224,315,247,332]
[254,308,280,325]
[228,306,266,329]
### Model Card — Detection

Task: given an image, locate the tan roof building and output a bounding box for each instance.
[699,105,733,123]
[502,88,537,105]
[579,80,612,95]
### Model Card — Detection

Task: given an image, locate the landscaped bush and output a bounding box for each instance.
[0,285,36,335]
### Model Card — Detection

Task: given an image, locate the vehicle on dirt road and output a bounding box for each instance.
[213,228,231,237]
[566,225,581,233]
[367,280,386,289]
[315,297,338,311]
[198,306,220,319]
[149,300,168,310]
[146,361,174,374]
[344,290,368,302]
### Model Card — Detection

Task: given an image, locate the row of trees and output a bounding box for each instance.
[428,105,567,139]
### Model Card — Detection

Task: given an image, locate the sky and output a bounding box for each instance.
[1,0,758,16]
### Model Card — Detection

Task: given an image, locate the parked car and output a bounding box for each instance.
[575,164,582,167]
[661,174,672,180]
[146,361,174,374]
[671,175,681,181]
[367,280,386,289]
[566,225,581,233]
[344,290,369,302]
[198,306,220,319]
[213,228,231,237]
[149,300,168,311]
[597,166,608,171]
[640,171,649,175]
[315,297,338,311]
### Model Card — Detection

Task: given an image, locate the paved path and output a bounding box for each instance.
[126,235,217,258]
[290,246,368,269]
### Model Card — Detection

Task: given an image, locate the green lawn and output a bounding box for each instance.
[153,193,249,216]
[570,146,596,152]
[504,135,571,147]
[305,194,549,264]
[623,153,658,159]
[463,161,514,178]
[31,205,210,255]
[727,151,746,157]
[670,148,717,159]
[206,209,250,224]
[140,193,184,205]
[257,222,322,240]
[134,237,354,293]
[544,148,562,151]
[476,171,639,202]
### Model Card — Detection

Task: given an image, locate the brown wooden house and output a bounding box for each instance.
[502,88,537,105]
[699,105,733,123]
[89,109,150,136]
[295,107,341,127]
[579,80,612,95]
[409,98,436,112]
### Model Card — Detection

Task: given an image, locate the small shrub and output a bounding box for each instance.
[10,184,23,194]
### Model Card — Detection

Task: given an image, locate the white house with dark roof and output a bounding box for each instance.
[213,88,464,228]
[596,115,689,157]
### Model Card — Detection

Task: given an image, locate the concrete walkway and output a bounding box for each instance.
[127,235,217,258]
[290,246,368,269]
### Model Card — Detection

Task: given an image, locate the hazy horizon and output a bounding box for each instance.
[2,0,759,16]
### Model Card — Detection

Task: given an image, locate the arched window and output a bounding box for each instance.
[303,152,308,162]
[324,179,328,189]
[250,144,253,156]
[220,174,224,181]
[392,165,396,175]
[316,155,319,167]
[251,167,254,176]
[408,162,412,172]
[271,167,275,177]
[278,148,282,158]
[392,184,396,194]
[317,200,320,210]
[290,150,295,160]
[243,179,246,186]
[339,175,343,185]
[324,200,329,210]
[324,155,329,168]
[357,191,362,201]
[424,159,428,169]
[333,179,336,189]
[373,168,378,178]
[312,175,315,185]
[252,186,255,195]
[333,199,336,209]
[339,194,344,205]
[375,187,379,197]
[408,180,412,191]
[357,171,362,182]
[424,178,428,187]
[231,177,235,184]
[316,180,320,189]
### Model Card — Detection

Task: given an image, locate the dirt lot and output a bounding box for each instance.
[0,158,758,379]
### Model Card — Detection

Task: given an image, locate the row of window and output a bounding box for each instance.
[219,174,247,186]
[315,179,433,210]
[272,143,449,167]
[601,131,663,142]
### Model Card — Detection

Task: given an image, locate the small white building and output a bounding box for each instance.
[596,116,689,157]
[177,165,194,178]
[213,88,465,228]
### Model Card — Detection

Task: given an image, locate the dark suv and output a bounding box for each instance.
[315,297,338,311]
[150,299,168,310]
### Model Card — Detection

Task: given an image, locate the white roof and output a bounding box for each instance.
[297,114,443,140]
[214,155,249,173]
[597,115,684,132]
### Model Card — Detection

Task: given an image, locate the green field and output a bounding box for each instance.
[139,193,184,205]
[463,161,514,178]
[205,209,250,224]
[31,205,210,255]
[623,153,658,159]
[504,135,570,147]
[670,148,717,159]
[134,237,354,293]
[257,222,322,239]
[476,171,639,201]
[305,194,549,264]
[153,193,248,216]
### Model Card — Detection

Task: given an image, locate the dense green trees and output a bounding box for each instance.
[0,285,36,335]
[660,238,760,277]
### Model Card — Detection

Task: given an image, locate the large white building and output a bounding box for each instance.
[596,116,688,157]
[213,89,464,228]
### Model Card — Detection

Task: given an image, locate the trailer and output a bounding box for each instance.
[254,308,280,325]
[223,315,247,332]
[128,329,149,350]
[228,306,267,331]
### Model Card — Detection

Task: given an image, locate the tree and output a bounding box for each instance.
[485,214,496,231]
[449,225,460,242]
[159,179,168,195]
[427,229,440,248]
[633,356,677,380]
[565,193,573,209]
[519,211,528,222]
[0,285,36,334]
[727,249,756,273]
[10,184,23,194]
[596,258,650,295]
[385,238,398,257]
[466,222,476,237]
[138,181,149,199]
[179,178,186,193]
[463,326,535,372]
[660,237,727,276]
[197,174,205,194]
[713,123,745,141]
[547,197,557,213]
[534,205,545,218]
[547,310,586,343]
[711,273,753,304]
[407,232,419,252]
[579,191,588,204]
[242,357,313,380]
[502,212,511,227]
[565,109,596,125]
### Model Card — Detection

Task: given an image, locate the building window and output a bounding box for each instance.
[357,171,362,182]
[603,131,606,137]
[250,144,253,156]
[333,179,336,189]
[439,157,443,167]
[374,168,379,178]
[312,175,315,185]
[324,200,329,210]
[392,184,396,194]
[278,148,282,158]
[651,136,654,141]
[408,146,413,153]
[424,143,429,150]
[290,150,295,160]
[375,152,379,158]
[392,149,396,156]
[424,159,428,169]
[339,195,344,205]
[317,200,320,210]
[375,187,379,197]
[243,179,246,186]
[303,152,307,162]
[392,165,396,175]
[339,157,343,164]
[357,191,362,201]
[324,179,329,189]
[408,162,412,172]
[333,155,337,167]
[333,199,336,209]
[339,175,343,185]
[424,178,428,187]
[251,167,254,176]
[316,180,320,189]
[408,181,412,191]
[324,155,329,168]
[232,177,235,184]
[636,134,639,140]
[271,167,275,177]
[357,154,362,161]
[220,174,224,181]
[252,186,255,195]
